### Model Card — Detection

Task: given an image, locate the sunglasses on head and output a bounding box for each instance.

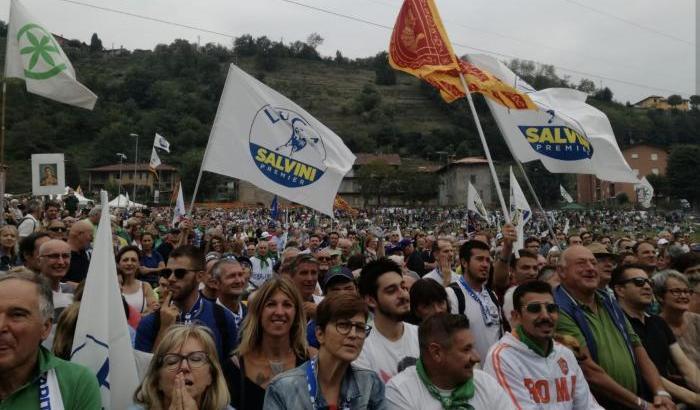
[524,302,559,314]
[159,268,196,279]
[620,277,652,288]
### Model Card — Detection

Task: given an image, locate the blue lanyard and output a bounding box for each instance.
[181,297,203,324]
[305,358,352,410]
[459,276,495,327]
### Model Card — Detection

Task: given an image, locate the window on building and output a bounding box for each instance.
[631,153,639,159]
[651,153,658,161]
[652,168,659,175]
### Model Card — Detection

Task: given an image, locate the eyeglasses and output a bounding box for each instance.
[160,268,197,279]
[40,253,71,260]
[49,227,66,232]
[620,277,653,288]
[524,302,559,314]
[335,320,372,337]
[317,256,331,262]
[159,351,209,371]
[668,288,695,297]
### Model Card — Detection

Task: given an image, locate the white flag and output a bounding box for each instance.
[635,176,654,208]
[467,181,489,221]
[510,167,532,250]
[200,64,356,216]
[154,133,171,152]
[466,54,638,184]
[560,185,574,203]
[173,183,186,227]
[5,0,97,109]
[149,146,161,172]
[71,191,138,409]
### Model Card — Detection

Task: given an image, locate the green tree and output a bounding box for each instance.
[356,161,397,206]
[577,79,596,94]
[89,33,103,52]
[373,51,396,85]
[667,94,683,107]
[306,32,324,49]
[690,95,700,110]
[593,87,613,102]
[667,144,700,204]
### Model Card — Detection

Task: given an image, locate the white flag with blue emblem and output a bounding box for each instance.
[467,181,488,221]
[466,54,638,183]
[635,176,654,208]
[5,0,97,109]
[200,64,356,216]
[71,191,138,409]
[510,167,532,250]
[154,133,171,152]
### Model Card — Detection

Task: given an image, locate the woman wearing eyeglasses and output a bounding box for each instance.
[264,293,386,410]
[654,270,700,369]
[118,245,159,315]
[131,324,233,410]
[222,276,312,410]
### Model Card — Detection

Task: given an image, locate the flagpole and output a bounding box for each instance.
[457,73,510,223]
[0,81,7,227]
[513,160,557,241]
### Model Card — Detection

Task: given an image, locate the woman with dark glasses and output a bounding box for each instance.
[264,293,386,409]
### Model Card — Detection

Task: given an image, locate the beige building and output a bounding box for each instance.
[436,157,494,207]
[86,163,179,204]
[633,95,689,111]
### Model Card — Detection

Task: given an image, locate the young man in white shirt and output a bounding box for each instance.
[446,240,503,361]
[354,257,419,383]
[484,280,603,409]
[386,313,515,410]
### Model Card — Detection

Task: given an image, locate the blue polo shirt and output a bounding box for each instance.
[135,296,238,360]
[140,250,164,269]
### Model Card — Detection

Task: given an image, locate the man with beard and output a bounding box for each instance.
[135,245,238,362]
[446,240,503,361]
[554,246,675,410]
[355,258,419,383]
[485,281,603,409]
[386,313,515,409]
[612,264,700,407]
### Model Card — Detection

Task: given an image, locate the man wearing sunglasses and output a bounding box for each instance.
[613,264,700,407]
[135,245,238,362]
[485,280,603,409]
[554,246,675,410]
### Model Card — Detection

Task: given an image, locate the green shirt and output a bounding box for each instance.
[556,293,641,394]
[0,346,101,410]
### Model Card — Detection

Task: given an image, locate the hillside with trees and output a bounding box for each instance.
[1,26,698,204]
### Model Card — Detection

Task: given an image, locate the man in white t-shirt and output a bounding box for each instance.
[446,240,503,361]
[354,257,419,383]
[423,238,460,286]
[386,313,515,410]
[249,240,273,288]
[17,200,42,238]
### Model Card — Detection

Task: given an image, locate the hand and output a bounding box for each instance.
[159,294,180,327]
[169,374,199,410]
[652,395,676,410]
[501,223,516,246]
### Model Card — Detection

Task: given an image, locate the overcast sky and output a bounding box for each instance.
[1,0,695,104]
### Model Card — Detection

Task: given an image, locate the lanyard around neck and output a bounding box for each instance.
[305,358,352,410]
[459,276,495,327]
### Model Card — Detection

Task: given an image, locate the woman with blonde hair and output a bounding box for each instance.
[131,324,232,410]
[222,275,313,410]
[0,224,21,271]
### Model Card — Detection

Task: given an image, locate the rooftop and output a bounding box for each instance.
[87,163,178,172]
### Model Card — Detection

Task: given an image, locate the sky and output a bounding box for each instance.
[0,0,695,104]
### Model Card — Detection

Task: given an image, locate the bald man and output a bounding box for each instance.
[63,220,93,283]
[38,240,75,318]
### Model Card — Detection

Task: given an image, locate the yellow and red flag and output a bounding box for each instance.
[389,0,536,110]
[333,195,358,216]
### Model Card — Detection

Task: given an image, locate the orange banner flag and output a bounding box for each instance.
[389,0,536,110]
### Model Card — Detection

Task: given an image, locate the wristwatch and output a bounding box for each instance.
[655,390,671,399]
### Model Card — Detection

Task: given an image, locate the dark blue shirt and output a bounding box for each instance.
[135,296,238,360]
[140,250,164,269]
[306,319,319,349]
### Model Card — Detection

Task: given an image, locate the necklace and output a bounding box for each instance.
[269,359,286,376]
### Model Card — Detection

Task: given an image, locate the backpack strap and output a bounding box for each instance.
[448,282,466,315]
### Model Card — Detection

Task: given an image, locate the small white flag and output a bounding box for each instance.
[200,64,355,216]
[173,184,186,227]
[71,191,139,409]
[154,133,170,153]
[5,0,97,109]
[149,146,161,172]
[467,181,489,221]
[560,185,574,203]
[635,176,654,208]
[510,167,532,250]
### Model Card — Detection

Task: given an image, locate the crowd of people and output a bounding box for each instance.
[0,195,699,409]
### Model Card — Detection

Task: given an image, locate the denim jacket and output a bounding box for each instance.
[263,361,386,410]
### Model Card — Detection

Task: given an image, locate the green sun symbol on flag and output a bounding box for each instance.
[17,23,67,80]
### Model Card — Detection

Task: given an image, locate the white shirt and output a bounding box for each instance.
[386,367,516,410]
[17,214,40,237]
[354,322,419,383]
[503,286,516,328]
[483,332,604,410]
[446,281,502,361]
[249,256,274,288]
[424,268,460,285]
